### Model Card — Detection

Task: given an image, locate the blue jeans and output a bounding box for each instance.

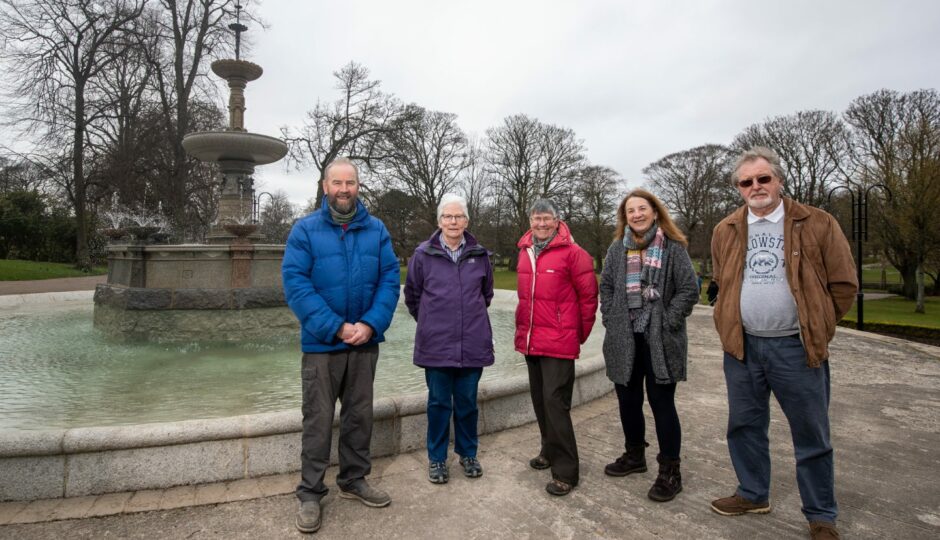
[425,367,483,463]
[724,334,837,524]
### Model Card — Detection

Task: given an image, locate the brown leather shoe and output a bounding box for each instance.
[710,493,771,516]
[809,521,841,539]
[545,479,573,496]
[529,455,551,470]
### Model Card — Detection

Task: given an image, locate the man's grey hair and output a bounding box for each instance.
[731,146,786,185]
[529,198,558,217]
[323,157,360,182]
[437,193,469,222]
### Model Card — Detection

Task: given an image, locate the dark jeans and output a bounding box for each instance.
[724,334,836,523]
[526,355,578,486]
[425,367,483,462]
[614,333,681,458]
[296,345,379,502]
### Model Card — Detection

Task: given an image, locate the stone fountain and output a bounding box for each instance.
[93,10,294,342]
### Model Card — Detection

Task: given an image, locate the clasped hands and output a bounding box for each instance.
[337,322,373,346]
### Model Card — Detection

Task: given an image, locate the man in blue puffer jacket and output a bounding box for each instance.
[282,158,400,534]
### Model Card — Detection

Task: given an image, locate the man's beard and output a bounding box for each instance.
[328,194,356,213]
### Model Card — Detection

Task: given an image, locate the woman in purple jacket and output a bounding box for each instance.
[405,193,495,485]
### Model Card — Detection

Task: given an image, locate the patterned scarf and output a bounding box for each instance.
[532,229,558,259]
[623,224,665,331]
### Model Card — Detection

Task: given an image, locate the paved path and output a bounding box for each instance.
[1,309,938,539]
[0,275,105,296]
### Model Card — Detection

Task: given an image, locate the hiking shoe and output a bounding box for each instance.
[529,455,551,470]
[710,493,771,516]
[604,442,648,477]
[338,481,391,508]
[295,500,321,533]
[459,456,483,478]
[809,521,841,540]
[545,479,573,496]
[428,461,449,484]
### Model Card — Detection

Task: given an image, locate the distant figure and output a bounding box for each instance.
[599,189,699,503]
[696,271,704,294]
[405,193,494,485]
[707,279,719,306]
[282,158,401,534]
[515,199,598,497]
[710,147,857,540]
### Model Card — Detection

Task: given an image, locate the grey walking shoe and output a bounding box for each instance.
[295,500,321,533]
[429,461,449,484]
[338,481,391,508]
[459,456,483,478]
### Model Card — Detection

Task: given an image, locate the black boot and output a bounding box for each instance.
[647,454,682,502]
[604,442,648,477]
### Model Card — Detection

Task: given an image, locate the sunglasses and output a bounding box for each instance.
[737,175,773,188]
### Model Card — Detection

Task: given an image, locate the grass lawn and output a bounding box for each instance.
[0,259,107,281]
[401,266,523,291]
[843,296,940,329]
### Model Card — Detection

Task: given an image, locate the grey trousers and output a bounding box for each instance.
[296,345,379,502]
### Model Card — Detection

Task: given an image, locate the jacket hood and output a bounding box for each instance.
[517,220,574,250]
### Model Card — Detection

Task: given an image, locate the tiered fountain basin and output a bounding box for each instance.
[94,243,291,341]
[0,290,612,502]
[181,131,288,164]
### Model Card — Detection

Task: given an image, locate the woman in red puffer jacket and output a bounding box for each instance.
[515,220,598,359]
[514,199,598,498]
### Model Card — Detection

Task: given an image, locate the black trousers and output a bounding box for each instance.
[296,345,379,502]
[614,333,681,459]
[526,355,579,485]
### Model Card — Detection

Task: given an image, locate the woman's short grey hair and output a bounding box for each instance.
[437,193,469,222]
[529,198,557,217]
[732,146,786,185]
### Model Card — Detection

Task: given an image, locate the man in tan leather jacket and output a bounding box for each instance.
[708,147,857,540]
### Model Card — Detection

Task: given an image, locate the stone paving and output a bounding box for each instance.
[1,306,938,539]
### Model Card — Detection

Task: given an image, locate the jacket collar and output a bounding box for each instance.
[517,220,574,250]
[421,229,484,257]
[728,197,809,226]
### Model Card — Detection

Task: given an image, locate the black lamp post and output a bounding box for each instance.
[826,181,891,331]
[254,191,274,223]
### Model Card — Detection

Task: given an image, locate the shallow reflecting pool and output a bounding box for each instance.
[0,301,525,430]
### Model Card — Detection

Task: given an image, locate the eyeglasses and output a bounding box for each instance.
[441,214,467,222]
[529,216,556,224]
[737,175,774,188]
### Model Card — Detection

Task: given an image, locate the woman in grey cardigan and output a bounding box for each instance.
[599,188,699,502]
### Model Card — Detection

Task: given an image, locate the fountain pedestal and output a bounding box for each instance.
[94,31,290,341]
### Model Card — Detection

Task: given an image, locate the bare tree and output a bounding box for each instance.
[845,89,940,307]
[370,188,423,259]
[145,0,242,236]
[381,106,468,228]
[733,110,852,207]
[458,135,491,223]
[282,62,407,207]
[568,165,622,270]
[0,0,146,268]
[486,114,585,237]
[257,189,297,243]
[644,144,737,273]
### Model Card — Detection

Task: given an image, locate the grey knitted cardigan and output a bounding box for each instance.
[599,237,699,385]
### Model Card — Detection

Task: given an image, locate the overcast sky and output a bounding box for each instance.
[29,0,940,207]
